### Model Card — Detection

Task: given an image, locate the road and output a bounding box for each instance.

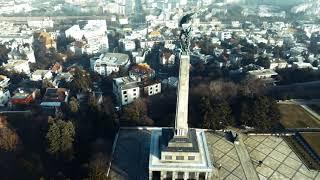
[234,133,259,180]
[0,16,111,22]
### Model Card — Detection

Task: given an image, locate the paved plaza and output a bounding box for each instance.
[110,129,320,180]
[206,132,320,180]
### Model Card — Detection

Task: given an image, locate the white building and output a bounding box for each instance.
[270,59,288,70]
[90,53,130,76]
[65,20,109,54]
[161,51,175,66]
[27,18,54,29]
[52,72,74,88]
[211,37,221,45]
[7,44,36,63]
[248,69,278,79]
[120,39,136,51]
[0,75,10,106]
[113,76,140,106]
[0,75,10,88]
[293,62,314,69]
[3,60,30,74]
[0,88,10,106]
[0,34,34,47]
[218,31,232,41]
[31,70,53,81]
[132,50,146,64]
[144,82,161,96]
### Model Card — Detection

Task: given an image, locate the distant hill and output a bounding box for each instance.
[291,0,320,16]
[221,0,304,7]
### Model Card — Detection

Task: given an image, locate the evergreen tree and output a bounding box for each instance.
[239,102,251,127]
[256,56,271,69]
[201,97,234,130]
[69,97,79,113]
[46,118,75,159]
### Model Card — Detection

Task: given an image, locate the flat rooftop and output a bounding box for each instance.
[95,53,129,66]
[113,76,140,90]
[248,69,278,76]
[42,88,68,102]
[110,128,320,180]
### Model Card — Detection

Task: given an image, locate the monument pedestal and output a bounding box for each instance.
[149,128,214,180]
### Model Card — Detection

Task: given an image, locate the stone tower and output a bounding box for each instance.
[148,53,214,180]
[174,53,190,137]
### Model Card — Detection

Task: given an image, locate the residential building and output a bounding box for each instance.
[0,75,10,88]
[248,69,278,79]
[65,20,109,54]
[50,62,63,74]
[52,72,74,88]
[3,60,30,74]
[67,41,86,56]
[90,53,130,76]
[10,88,39,105]
[40,88,69,115]
[143,82,161,96]
[0,88,10,106]
[27,18,54,29]
[0,34,34,47]
[270,59,288,70]
[31,70,53,81]
[218,31,232,41]
[119,39,136,51]
[132,50,147,64]
[293,62,314,69]
[129,63,155,81]
[160,50,175,66]
[113,76,140,106]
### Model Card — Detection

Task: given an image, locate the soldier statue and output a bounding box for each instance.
[179,13,194,54]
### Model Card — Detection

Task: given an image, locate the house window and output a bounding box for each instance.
[149,91,153,94]
[166,171,173,178]
[124,99,128,102]
[124,95,128,98]
[133,88,137,91]
[176,156,184,160]
[123,90,127,94]
[155,85,158,88]
[133,93,136,96]
[165,155,172,160]
[188,156,195,160]
[155,89,158,92]
[150,87,153,90]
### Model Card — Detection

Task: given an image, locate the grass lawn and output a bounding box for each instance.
[277,104,320,128]
[301,133,320,157]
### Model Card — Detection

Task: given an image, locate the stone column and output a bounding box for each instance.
[149,170,153,180]
[207,172,212,180]
[174,54,190,137]
[173,171,177,179]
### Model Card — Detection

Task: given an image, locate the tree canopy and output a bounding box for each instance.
[46,117,75,159]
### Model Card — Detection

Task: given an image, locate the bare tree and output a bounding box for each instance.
[0,117,20,152]
[88,153,109,180]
